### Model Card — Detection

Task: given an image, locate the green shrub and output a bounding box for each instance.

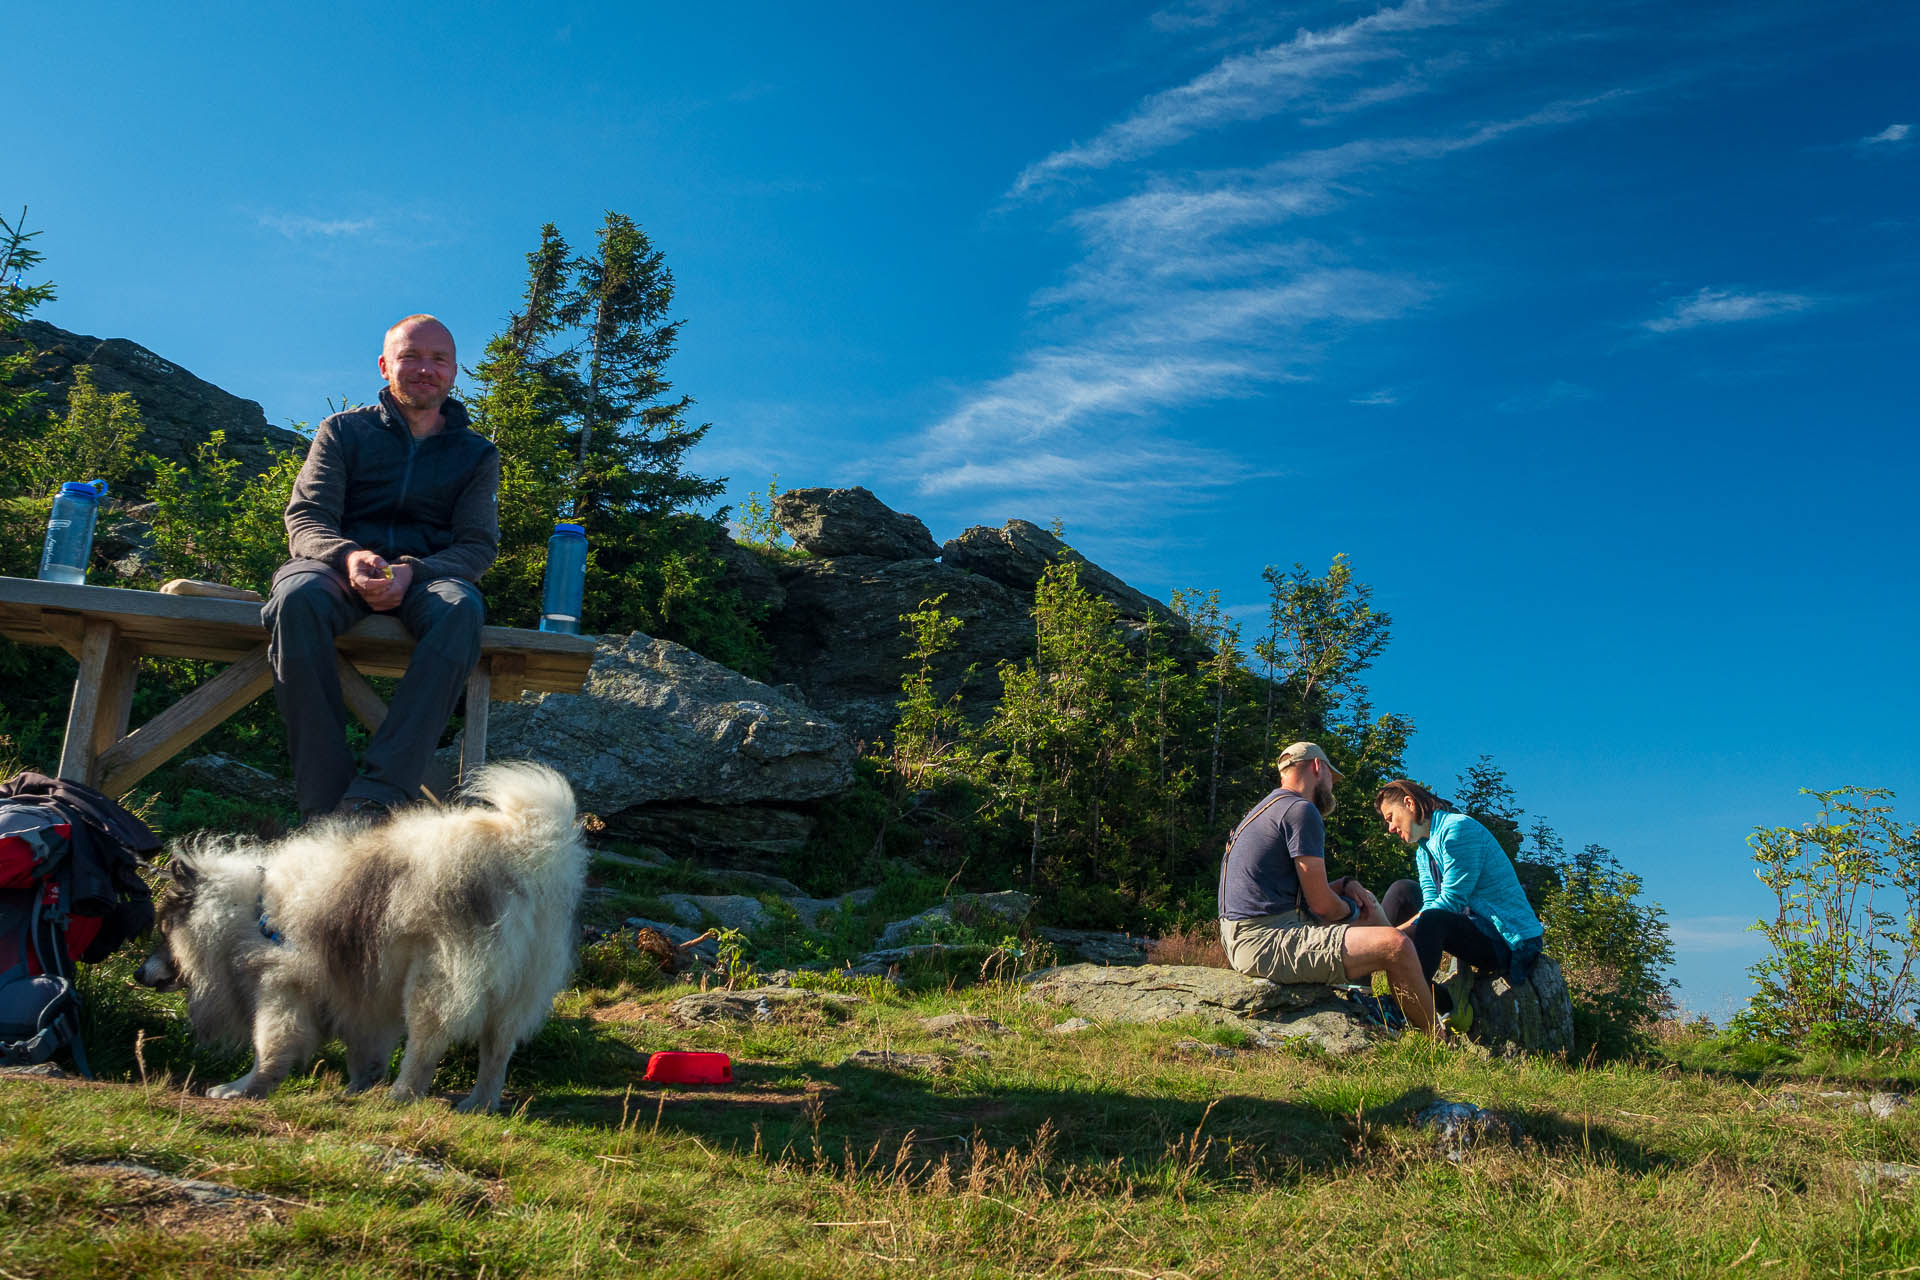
[1734,786,1920,1050]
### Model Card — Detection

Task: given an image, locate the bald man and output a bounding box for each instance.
[263,315,501,820]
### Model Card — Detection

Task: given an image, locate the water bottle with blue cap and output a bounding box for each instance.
[37,480,108,584]
[538,521,587,634]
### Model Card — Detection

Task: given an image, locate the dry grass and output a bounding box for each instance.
[1146,923,1230,968]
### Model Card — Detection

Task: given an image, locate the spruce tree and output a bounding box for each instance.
[467,215,762,671]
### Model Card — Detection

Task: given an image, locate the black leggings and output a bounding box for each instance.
[1382,879,1510,985]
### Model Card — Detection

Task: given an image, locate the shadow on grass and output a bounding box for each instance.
[521,1053,1672,1190]
[74,958,1668,1193]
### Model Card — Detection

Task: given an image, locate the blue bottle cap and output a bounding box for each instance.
[58,481,104,501]
[553,522,586,537]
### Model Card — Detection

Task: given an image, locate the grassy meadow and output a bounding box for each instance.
[4,934,1920,1280]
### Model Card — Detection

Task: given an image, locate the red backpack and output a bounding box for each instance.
[0,782,156,1076]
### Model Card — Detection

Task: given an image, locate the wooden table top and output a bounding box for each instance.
[0,576,599,695]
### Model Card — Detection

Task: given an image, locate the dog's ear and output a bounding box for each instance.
[168,856,197,891]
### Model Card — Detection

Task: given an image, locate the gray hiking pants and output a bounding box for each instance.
[263,559,485,816]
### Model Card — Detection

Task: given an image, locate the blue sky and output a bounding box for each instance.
[15,0,1918,1015]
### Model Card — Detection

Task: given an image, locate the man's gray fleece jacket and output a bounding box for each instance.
[283,390,501,584]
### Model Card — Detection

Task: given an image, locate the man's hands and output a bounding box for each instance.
[1331,876,1388,927]
[345,550,413,612]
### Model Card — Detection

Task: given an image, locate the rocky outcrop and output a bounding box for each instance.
[749,506,1199,739]
[671,987,865,1025]
[942,520,1181,628]
[763,555,1036,740]
[773,486,939,561]
[715,539,788,614]
[481,631,856,827]
[3,320,308,479]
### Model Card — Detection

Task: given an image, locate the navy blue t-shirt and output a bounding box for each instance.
[1217,788,1325,920]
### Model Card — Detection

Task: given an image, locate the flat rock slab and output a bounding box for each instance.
[921,1013,1012,1037]
[1025,963,1382,1057]
[671,986,865,1026]
[839,1048,981,1074]
[876,891,1034,948]
[87,1162,271,1205]
[785,888,877,930]
[660,893,772,932]
[1857,1161,1920,1186]
[1038,928,1153,966]
[1026,963,1336,1022]
[1246,1007,1380,1056]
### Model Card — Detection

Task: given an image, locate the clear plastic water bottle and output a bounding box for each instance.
[37,480,108,585]
[538,522,587,634]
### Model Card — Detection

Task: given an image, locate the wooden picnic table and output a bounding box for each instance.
[0,575,597,799]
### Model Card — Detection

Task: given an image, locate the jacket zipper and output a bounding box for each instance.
[388,414,419,551]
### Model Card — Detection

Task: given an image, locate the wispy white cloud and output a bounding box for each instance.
[257,213,378,239]
[1667,915,1765,954]
[1643,287,1817,334]
[1859,122,1911,146]
[1150,0,1253,32]
[913,5,1627,534]
[1010,0,1489,197]
[1497,380,1595,413]
[1268,90,1630,180]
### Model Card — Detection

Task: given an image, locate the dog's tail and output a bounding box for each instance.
[458,761,582,869]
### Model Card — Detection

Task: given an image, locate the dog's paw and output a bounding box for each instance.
[453,1093,500,1115]
[207,1079,255,1101]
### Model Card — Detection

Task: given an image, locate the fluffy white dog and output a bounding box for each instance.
[137,761,587,1113]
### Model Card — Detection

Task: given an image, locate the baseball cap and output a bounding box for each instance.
[1277,741,1343,779]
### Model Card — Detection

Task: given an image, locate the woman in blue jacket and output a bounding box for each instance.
[1375,779,1545,1024]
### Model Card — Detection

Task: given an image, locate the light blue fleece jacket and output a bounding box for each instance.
[1416,811,1544,951]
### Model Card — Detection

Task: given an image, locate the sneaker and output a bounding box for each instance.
[330,795,392,822]
[1440,969,1476,1035]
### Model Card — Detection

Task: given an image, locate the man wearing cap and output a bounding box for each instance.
[1217,742,1441,1033]
[262,314,501,821]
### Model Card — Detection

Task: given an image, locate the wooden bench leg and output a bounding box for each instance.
[59,618,134,788]
[335,654,389,733]
[459,658,492,784]
[96,646,274,799]
[91,641,141,767]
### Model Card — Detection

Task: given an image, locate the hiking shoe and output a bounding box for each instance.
[1441,969,1476,1035]
[330,795,393,822]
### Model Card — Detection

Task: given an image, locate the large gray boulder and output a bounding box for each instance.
[482,632,857,816]
[764,555,1036,741]
[4,320,308,479]
[773,486,939,561]
[1024,963,1379,1056]
[941,520,1181,629]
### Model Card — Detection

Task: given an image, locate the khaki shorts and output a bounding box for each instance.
[1220,912,1350,985]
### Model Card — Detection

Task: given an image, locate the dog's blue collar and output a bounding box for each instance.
[255,868,285,946]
